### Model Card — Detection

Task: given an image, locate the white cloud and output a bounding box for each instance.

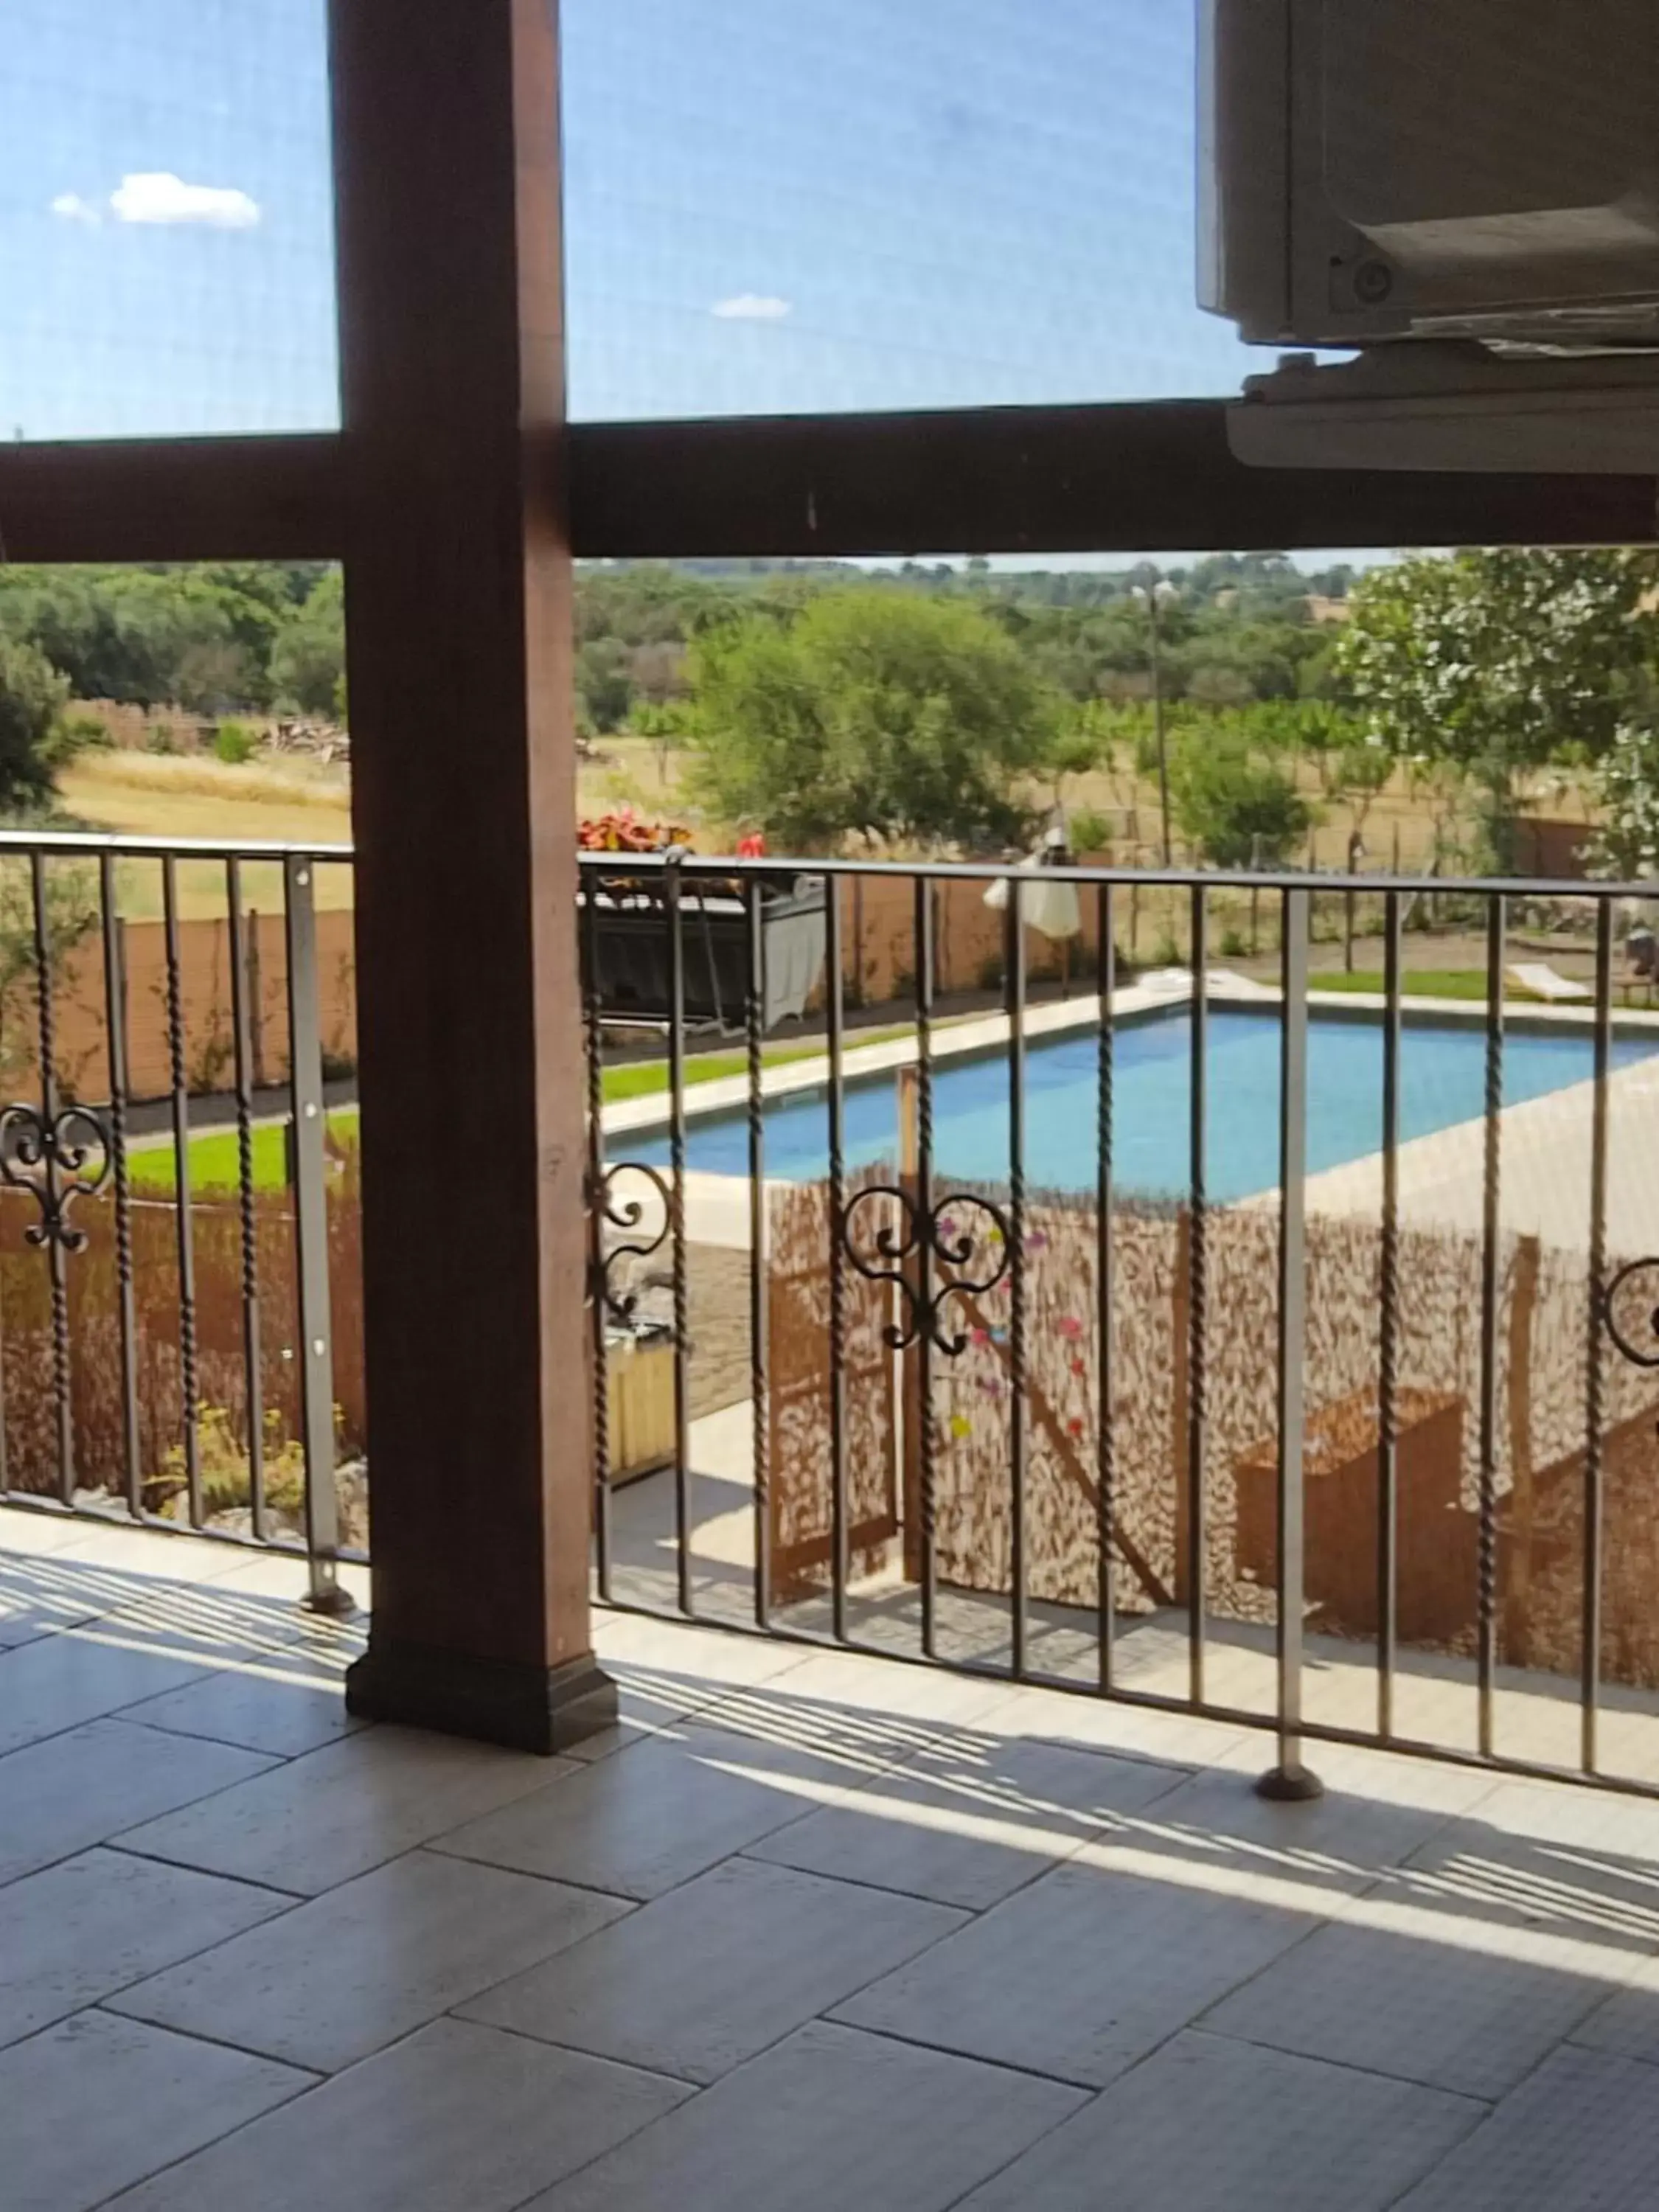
[49,192,101,225]
[711,293,792,321]
[109,172,260,229]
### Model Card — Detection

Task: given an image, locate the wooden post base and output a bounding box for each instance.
[346,1642,617,1756]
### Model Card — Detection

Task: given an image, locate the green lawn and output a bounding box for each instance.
[129,1115,359,1196]
[129,1026,911,1194]
[1311,969,1554,1004]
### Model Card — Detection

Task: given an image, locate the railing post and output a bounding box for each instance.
[285,855,353,1618]
[1259,885,1323,1801]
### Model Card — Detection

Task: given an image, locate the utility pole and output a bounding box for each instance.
[1133,580,1179,866]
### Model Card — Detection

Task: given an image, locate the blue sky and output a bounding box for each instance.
[1,0,1272,442]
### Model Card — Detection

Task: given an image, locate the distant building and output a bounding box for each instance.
[1305,594,1352,625]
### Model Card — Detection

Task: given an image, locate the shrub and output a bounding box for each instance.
[214,720,257,765]
[1172,734,1312,869]
[58,712,113,754]
[1220,925,1248,958]
[1068,806,1113,856]
[0,637,69,808]
[688,591,1057,852]
[147,721,176,755]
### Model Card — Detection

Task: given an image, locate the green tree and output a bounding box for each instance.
[1337,549,1659,864]
[1171,728,1311,868]
[0,565,279,711]
[688,591,1057,852]
[270,571,346,717]
[0,638,70,810]
[576,637,635,734]
[1586,723,1659,880]
[1044,705,1111,815]
[0,855,100,1091]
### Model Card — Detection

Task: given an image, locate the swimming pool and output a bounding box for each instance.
[634,1008,1659,1203]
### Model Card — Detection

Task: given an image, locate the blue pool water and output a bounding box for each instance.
[636,1010,1659,1203]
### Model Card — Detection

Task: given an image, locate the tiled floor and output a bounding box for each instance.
[7,1514,1659,2209]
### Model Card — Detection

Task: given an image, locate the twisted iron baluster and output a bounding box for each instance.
[826,886,848,1639]
[746,879,769,1627]
[1006,879,1028,1677]
[583,892,612,1594]
[1096,883,1115,1688]
[226,861,265,1537]
[915,876,936,1657]
[1187,887,1208,1706]
[1583,899,1613,1773]
[1477,897,1504,1754]
[1377,893,1402,1739]
[164,858,201,1522]
[98,853,139,1517]
[32,853,74,1500]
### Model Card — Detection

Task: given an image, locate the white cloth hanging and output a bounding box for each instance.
[983,855,1082,940]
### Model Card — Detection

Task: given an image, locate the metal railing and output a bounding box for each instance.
[7,829,1659,1798]
[584,849,1659,1801]
[0,830,356,1617]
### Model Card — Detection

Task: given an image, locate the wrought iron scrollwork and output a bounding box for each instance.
[1603,1258,1659,1371]
[0,1104,111,1251]
[591,1161,673,1324]
[839,1186,1012,1354]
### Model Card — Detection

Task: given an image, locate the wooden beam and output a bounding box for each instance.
[0,436,344,563]
[330,0,613,1751]
[567,400,1659,558]
[7,400,1654,570]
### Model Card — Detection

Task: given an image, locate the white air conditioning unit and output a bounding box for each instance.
[1200,0,1659,470]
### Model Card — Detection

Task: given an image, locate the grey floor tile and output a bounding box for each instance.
[1135,1760,1476,1902]
[113,1721,574,1893]
[0,1846,294,2050]
[1571,1949,1659,2065]
[957,2030,1483,2212]
[1203,1912,1627,2100]
[1395,1779,1659,1961]
[0,1624,217,1756]
[835,1851,1322,2087]
[520,2020,1085,2212]
[0,1719,276,1887]
[106,1846,630,2073]
[984,1675,1250,1770]
[749,1736,1186,1910]
[433,1719,883,1899]
[463,1855,964,2082]
[1394,2045,1659,2210]
[119,1647,363,1758]
[102,2017,689,2212]
[0,2008,310,2212]
[0,1555,99,1647]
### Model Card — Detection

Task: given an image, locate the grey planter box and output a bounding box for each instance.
[583,872,827,1033]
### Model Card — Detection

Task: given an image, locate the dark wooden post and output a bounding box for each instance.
[330,0,614,1750]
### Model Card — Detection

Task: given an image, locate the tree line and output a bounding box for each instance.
[1,549,1655,877]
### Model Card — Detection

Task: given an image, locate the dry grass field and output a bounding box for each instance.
[58,753,355,922]
[54,739,1604,959]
